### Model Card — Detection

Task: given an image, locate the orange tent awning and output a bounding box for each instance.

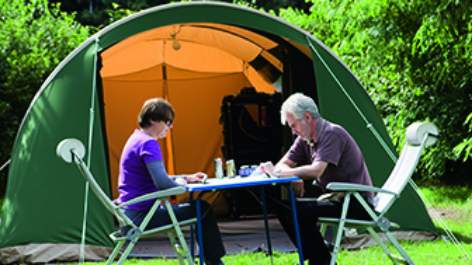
[100,23,283,199]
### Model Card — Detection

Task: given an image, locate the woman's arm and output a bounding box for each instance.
[146,160,185,189]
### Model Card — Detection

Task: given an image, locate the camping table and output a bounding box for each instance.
[186,176,304,265]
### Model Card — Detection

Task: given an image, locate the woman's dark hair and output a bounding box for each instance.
[138,98,175,128]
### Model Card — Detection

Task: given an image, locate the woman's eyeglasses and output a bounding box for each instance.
[166,120,173,126]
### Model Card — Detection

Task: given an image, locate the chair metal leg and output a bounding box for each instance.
[366,227,398,263]
[331,224,348,265]
[116,209,156,265]
[106,241,126,265]
[115,240,137,265]
[330,223,344,265]
[366,227,414,265]
[330,194,351,265]
[384,231,415,265]
[320,223,327,237]
[166,201,195,265]
[168,231,186,265]
[174,227,194,265]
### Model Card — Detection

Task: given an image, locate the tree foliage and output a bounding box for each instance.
[49,0,170,27]
[279,0,472,183]
[2,0,472,200]
[49,0,312,27]
[0,0,90,196]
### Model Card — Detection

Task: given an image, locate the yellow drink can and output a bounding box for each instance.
[226,159,236,177]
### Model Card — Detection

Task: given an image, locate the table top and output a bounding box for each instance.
[186,176,299,192]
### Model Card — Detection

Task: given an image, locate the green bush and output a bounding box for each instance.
[0,0,90,197]
[279,0,472,184]
[2,0,471,195]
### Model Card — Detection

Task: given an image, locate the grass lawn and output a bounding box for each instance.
[76,186,471,265]
[0,186,469,264]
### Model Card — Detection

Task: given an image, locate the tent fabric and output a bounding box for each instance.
[0,2,437,263]
[0,244,112,264]
[307,39,436,231]
[101,23,278,198]
[0,44,115,250]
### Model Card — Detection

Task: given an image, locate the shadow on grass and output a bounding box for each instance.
[437,227,472,244]
[426,185,472,203]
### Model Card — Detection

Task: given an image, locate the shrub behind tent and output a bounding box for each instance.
[0,2,437,263]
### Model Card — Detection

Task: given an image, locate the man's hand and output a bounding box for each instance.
[291,180,305,197]
[260,161,276,177]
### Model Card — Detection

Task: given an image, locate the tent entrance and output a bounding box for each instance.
[97,22,317,217]
[98,23,316,203]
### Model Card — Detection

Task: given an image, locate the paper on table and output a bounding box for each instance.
[248,166,271,179]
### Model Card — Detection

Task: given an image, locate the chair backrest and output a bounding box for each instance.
[374,122,438,215]
[57,138,134,227]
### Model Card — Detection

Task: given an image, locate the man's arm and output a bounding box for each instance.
[263,156,328,180]
[277,159,328,180]
[274,156,296,171]
[261,157,326,197]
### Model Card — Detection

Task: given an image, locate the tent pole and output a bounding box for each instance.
[306,36,398,163]
[162,61,176,174]
[0,159,10,173]
[409,180,470,258]
[79,38,100,264]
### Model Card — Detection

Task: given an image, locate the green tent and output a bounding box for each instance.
[0,2,436,263]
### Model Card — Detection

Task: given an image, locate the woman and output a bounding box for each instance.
[117,98,226,265]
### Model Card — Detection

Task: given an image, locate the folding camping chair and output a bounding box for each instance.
[318,122,439,265]
[56,138,197,265]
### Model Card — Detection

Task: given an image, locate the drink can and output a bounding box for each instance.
[239,165,249,176]
[226,159,236,177]
[214,158,224,178]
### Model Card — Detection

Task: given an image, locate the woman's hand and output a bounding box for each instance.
[186,172,206,183]
[175,177,187,186]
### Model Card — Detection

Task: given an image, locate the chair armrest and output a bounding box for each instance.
[326,182,399,197]
[119,186,187,208]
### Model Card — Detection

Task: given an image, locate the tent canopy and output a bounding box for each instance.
[0,2,436,264]
[100,23,287,193]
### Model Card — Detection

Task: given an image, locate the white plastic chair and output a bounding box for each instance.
[57,138,197,265]
[318,122,439,265]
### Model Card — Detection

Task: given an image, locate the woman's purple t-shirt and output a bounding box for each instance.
[117,129,163,210]
[286,119,373,198]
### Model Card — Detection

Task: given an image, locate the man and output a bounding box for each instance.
[260,93,374,265]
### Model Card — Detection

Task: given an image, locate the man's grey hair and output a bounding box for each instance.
[280,93,320,125]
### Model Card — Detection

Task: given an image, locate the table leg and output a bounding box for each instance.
[196,192,205,265]
[284,184,304,265]
[259,186,274,265]
[189,192,195,259]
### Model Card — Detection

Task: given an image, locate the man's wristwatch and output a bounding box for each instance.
[274,169,281,178]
